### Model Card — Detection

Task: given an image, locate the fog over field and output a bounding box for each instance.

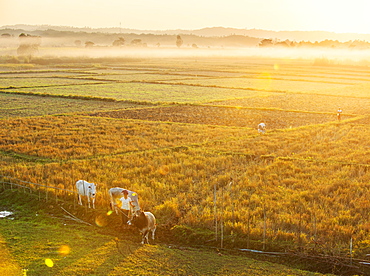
[2,26,370,67]
[2,41,370,68]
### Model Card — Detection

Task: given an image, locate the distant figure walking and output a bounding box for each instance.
[337,108,342,121]
[258,123,266,134]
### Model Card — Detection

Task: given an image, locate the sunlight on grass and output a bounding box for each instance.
[0,57,368,275]
[0,235,23,276]
[59,240,117,275]
[257,72,272,90]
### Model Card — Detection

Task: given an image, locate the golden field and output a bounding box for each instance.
[1,54,370,259]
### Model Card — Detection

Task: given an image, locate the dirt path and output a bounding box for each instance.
[0,235,23,276]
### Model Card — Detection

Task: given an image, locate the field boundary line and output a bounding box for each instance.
[197,103,360,116]
[209,148,370,169]
[0,90,161,106]
[131,80,370,100]
[0,81,107,90]
[88,101,361,117]
[0,149,57,164]
[0,174,75,194]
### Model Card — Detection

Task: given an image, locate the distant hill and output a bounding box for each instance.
[2,25,370,50]
[0,25,260,48]
[2,24,370,43]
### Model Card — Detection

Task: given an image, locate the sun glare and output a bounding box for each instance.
[58,245,71,256]
[44,258,54,268]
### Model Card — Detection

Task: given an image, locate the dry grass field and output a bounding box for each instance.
[0,53,370,274]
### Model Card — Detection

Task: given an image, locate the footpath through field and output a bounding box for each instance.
[0,234,23,276]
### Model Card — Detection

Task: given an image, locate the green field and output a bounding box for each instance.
[0,54,370,275]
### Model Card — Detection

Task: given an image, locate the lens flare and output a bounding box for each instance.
[107,210,113,216]
[95,214,108,227]
[58,245,70,256]
[45,258,54,267]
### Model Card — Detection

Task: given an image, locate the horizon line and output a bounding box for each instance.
[1,24,370,36]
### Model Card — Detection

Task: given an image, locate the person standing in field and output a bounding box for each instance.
[119,189,133,227]
[258,122,266,134]
[337,107,342,121]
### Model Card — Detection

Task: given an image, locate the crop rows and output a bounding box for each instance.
[1,56,370,256]
[0,115,250,160]
[2,57,370,104]
[210,93,370,115]
[91,105,339,128]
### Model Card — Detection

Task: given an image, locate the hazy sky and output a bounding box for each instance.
[1,0,370,33]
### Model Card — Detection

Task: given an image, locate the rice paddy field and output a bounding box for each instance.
[1,53,370,275]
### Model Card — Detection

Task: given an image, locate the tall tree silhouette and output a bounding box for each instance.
[176,35,183,48]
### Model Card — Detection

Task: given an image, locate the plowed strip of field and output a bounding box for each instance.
[208,93,370,115]
[91,105,338,129]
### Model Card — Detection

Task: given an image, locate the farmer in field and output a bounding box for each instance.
[119,189,134,228]
[337,107,342,121]
[258,122,266,134]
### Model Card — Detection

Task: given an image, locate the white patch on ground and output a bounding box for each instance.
[0,211,13,218]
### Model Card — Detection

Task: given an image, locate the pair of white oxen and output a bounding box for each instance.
[75,180,156,244]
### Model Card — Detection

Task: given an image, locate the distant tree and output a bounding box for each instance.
[275,40,291,47]
[259,39,273,47]
[176,35,183,48]
[112,37,125,47]
[74,40,82,47]
[85,41,95,48]
[130,39,142,46]
[1,33,11,38]
[349,40,370,49]
[192,44,198,48]
[17,33,41,59]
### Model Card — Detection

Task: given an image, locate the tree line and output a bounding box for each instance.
[259,38,370,49]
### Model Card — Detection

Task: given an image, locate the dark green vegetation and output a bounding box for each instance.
[0,55,370,275]
[0,189,332,276]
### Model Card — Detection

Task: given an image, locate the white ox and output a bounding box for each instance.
[76,180,97,209]
[108,187,141,215]
[128,211,156,244]
[258,122,266,134]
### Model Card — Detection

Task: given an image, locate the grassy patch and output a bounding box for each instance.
[0,189,332,276]
[6,82,263,103]
[0,92,150,118]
